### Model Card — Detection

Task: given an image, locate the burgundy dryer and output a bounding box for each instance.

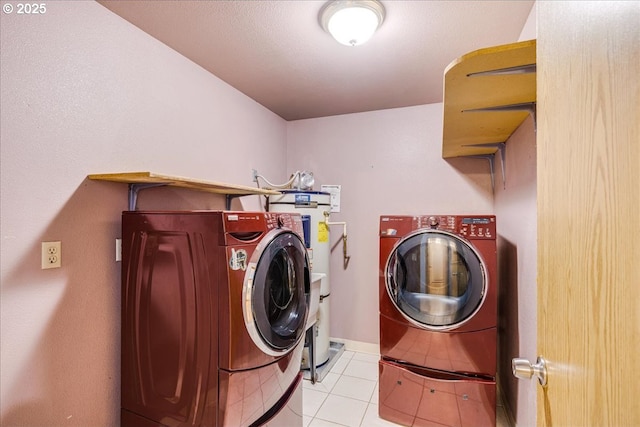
[378,215,498,427]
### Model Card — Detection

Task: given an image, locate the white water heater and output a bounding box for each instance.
[268,190,331,366]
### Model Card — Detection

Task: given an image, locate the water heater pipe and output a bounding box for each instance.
[323,211,350,269]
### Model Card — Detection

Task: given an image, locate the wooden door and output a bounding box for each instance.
[537,1,640,426]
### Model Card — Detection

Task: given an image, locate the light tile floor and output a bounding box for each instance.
[302,350,511,427]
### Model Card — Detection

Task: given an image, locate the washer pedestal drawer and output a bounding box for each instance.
[378,359,496,427]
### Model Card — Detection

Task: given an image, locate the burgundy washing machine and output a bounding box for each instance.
[378,215,497,427]
[121,211,310,427]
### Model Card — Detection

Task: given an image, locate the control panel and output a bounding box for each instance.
[265,212,302,234]
[418,215,496,239]
[380,215,495,240]
[380,216,421,237]
[458,216,495,239]
[223,211,305,240]
[224,212,266,233]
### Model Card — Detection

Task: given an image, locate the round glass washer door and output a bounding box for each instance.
[243,229,309,356]
[386,229,487,330]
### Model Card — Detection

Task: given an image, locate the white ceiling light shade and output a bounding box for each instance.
[320,0,385,47]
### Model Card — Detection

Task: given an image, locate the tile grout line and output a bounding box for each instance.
[306,350,404,427]
[309,353,381,427]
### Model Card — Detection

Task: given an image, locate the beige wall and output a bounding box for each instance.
[0,2,286,425]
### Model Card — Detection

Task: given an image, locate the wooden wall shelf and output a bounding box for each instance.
[442,40,536,160]
[88,171,280,210]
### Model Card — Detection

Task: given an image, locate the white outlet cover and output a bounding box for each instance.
[116,238,122,262]
[41,241,61,269]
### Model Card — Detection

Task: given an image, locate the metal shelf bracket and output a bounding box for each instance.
[128,183,169,211]
[466,142,507,193]
[129,185,245,210]
[89,172,281,211]
[225,194,237,210]
[463,101,537,131]
[467,63,536,77]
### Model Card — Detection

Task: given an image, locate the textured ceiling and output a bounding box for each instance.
[98,0,535,121]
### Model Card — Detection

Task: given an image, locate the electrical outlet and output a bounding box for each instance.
[252,169,258,183]
[41,241,61,269]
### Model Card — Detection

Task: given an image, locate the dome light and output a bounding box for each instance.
[320,0,385,47]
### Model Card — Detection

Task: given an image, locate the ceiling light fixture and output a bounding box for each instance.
[320,0,385,47]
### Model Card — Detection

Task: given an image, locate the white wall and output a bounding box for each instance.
[494,3,537,426]
[287,5,538,426]
[1,1,538,425]
[286,104,493,346]
[0,2,287,425]
[495,117,537,426]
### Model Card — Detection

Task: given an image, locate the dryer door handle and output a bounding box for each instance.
[387,259,398,300]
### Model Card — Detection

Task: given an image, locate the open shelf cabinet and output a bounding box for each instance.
[441,39,536,190]
[88,171,280,210]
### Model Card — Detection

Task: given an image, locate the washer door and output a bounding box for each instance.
[386,230,487,330]
[243,229,310,356]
